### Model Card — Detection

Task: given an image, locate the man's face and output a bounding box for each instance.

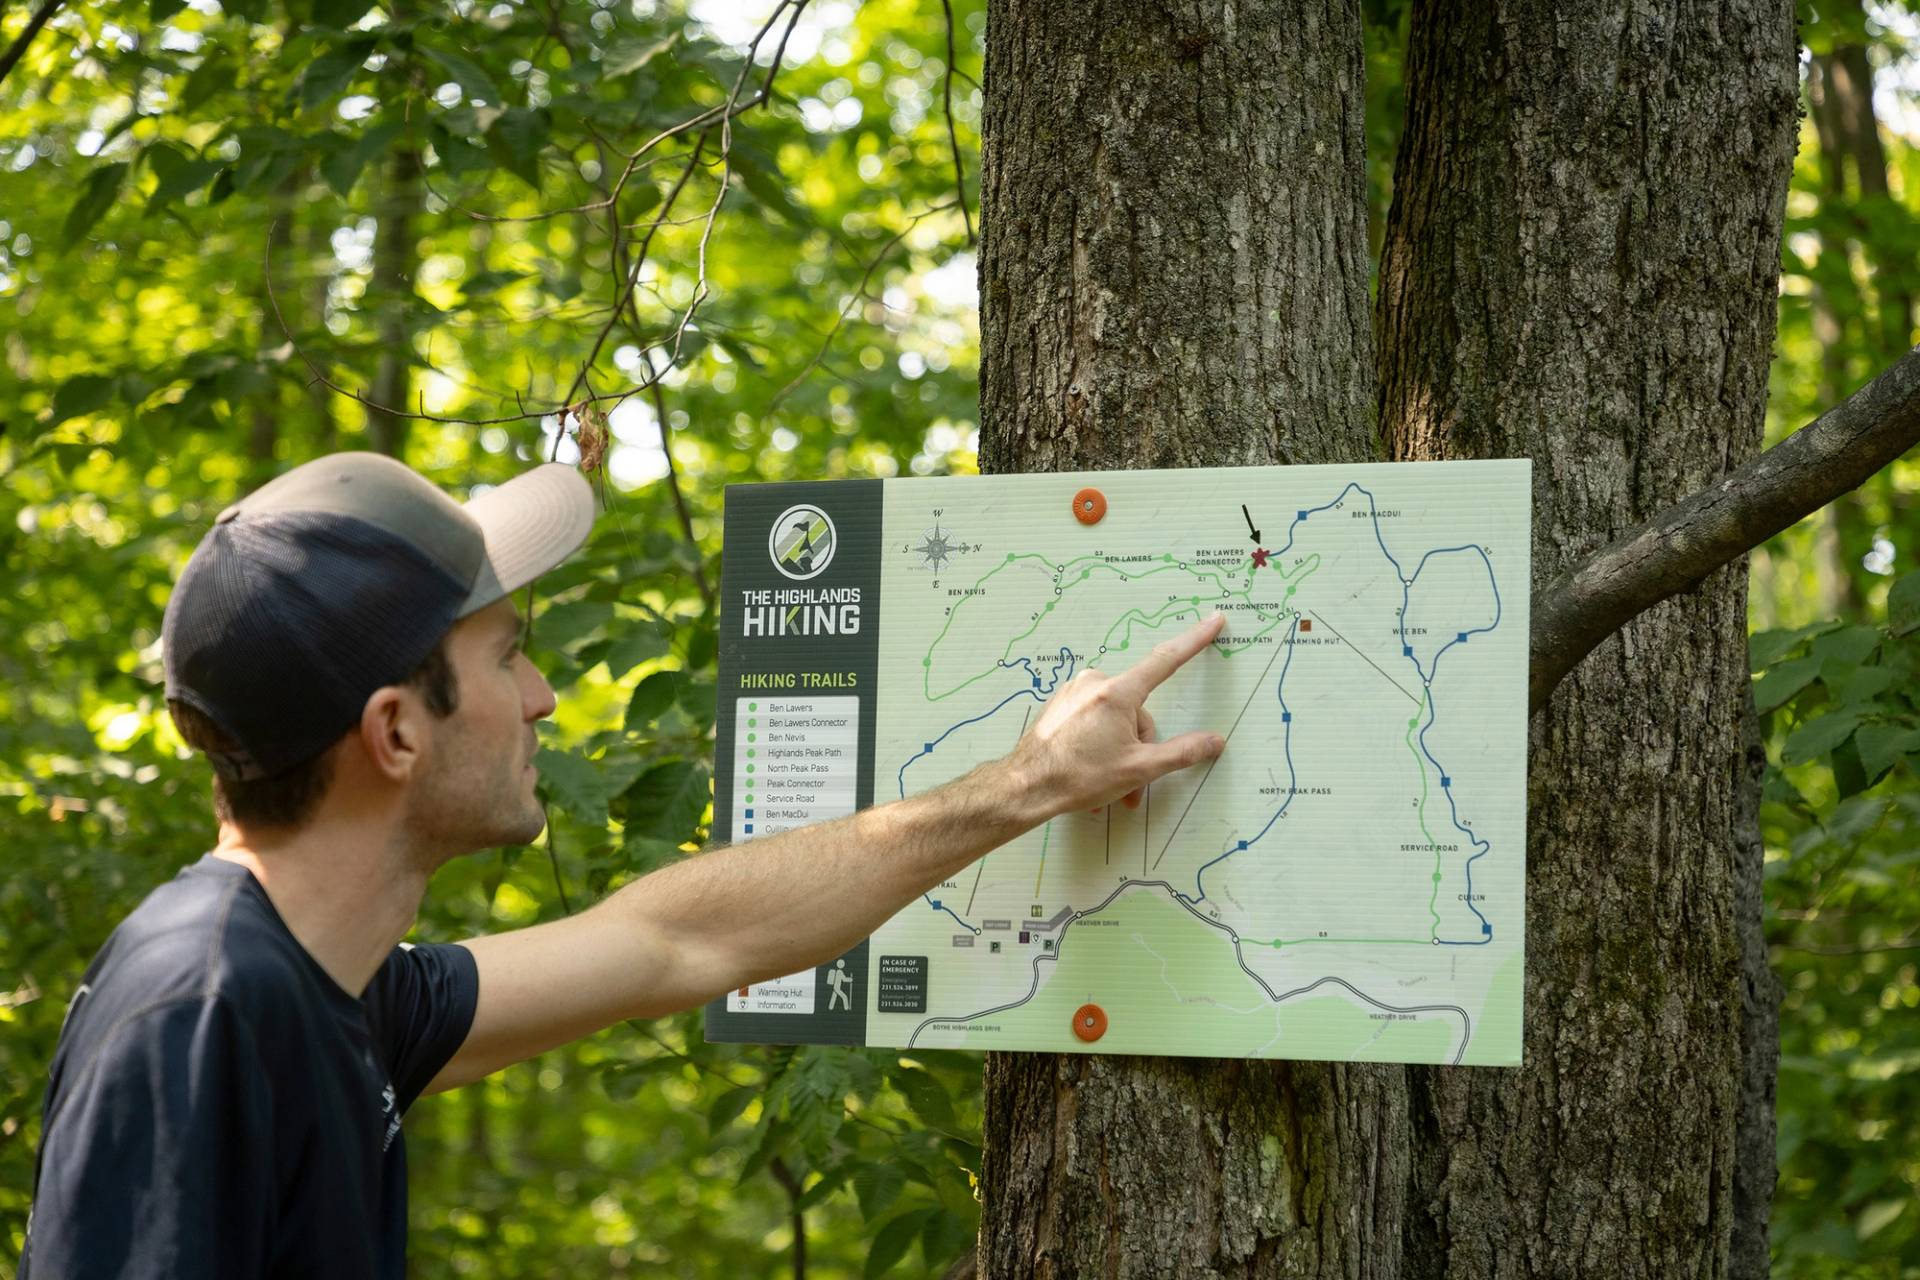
[405,597,556,861]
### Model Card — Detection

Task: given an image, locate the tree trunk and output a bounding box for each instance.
[1375,0,1796,1274]
[976,0,1392,1274]
[366,142,422,459]
[976,0,1798,1274]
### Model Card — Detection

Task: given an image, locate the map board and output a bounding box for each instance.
[703,461,1529,1066]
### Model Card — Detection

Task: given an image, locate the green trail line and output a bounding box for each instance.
[1033,820,1052,896]
[923,550,1322,702]
[1407,688,1443,939]
[1246,936,1436,947]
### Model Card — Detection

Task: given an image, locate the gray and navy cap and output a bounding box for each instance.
[162,452,595,781]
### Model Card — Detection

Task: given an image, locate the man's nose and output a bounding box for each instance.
[520,656,557,721]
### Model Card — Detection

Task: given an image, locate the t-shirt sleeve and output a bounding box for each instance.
[23,996,275,1280]
[362,941,480,1109]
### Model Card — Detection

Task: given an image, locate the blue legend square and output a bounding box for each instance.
[744,808,753,819]
[1281,711,1292,722]
[1403,645,1414,656]
[744,823,753,834]
[1440,776,1451,788]
[1457,632,1468,643]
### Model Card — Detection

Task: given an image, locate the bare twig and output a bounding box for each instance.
[636,350,715,610]
[939,0,975,245]
[1531,344,1920,712]
[0,0,62,91]
[768,1156,809,1280]
[767,201,958,411]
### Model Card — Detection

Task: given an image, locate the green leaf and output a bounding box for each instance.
[852,1161,905,1221]
[621,759,710,843]
[312,0,377,27]
[1826,663,1895,707]
[625,670,683,731]
[1781,710,1863,766]
[890,1066,955,1129]
[865,1210,930,1279]
[144,145,224,212]
[423,45,504,105]
[1855,723,1920,783]
[1750,619,1842,669]
[151,0,188,22]
[1857,1197,1907,1241]
[535,599,614,651]
[604,33,677,78]
[320,121,403,198]
[1811,624,1880,667]
[708,1085,756,1133]
[1753,655,1820,713]
[62,162,130,249]
[486,107,551,191]
[604,624,668,679]
[534,747,611,825]
[1889,570,1920,639]
[300,38,376,109]
[459,268,529,299]
[50,375,117,425]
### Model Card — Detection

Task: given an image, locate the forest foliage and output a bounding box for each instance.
[0,0,1916,1275]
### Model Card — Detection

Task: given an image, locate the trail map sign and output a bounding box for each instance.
[704,461,1529,1066]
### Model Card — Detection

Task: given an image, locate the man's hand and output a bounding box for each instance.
[1007,611,1228,818]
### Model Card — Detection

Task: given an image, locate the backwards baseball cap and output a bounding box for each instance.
[162,452,596,781]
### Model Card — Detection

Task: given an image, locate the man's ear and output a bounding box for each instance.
[358,685,428,783]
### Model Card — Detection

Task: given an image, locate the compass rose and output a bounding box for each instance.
[915,524,960,573]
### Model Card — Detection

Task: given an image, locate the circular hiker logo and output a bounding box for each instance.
[770,504,837,580]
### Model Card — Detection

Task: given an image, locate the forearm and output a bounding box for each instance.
[603,755,1053,1012]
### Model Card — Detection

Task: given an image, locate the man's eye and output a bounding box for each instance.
[501,647,520,666]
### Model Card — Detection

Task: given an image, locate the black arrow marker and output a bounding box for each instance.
[1241,504,1261,542]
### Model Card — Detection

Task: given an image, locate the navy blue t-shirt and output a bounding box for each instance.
[22,854,480,1278]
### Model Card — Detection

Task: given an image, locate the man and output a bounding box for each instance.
[23,451,1227,1277]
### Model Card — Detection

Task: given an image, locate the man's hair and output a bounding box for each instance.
[168,638,461,829]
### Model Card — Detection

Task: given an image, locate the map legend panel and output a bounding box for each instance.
[730,697,859,843]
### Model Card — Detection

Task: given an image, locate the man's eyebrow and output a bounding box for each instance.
[497,613,525,647]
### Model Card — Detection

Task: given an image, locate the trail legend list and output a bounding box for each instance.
[730,696,860,844]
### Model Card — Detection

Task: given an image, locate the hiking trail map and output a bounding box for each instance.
[704,460,1529,1066]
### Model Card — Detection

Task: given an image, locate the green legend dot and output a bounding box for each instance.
[749,702,758,711]
[748,733,756,742]
[746,794,754,804]
[747,764,755,774]
[747,749,756,758]
[749,718,757,727]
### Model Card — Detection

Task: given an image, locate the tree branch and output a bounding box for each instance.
[1531,344,1920,711]
[0,0,62,90]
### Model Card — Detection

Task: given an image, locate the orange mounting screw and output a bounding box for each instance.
[1072,488,1107,526]
[1072,1003,1108,1042]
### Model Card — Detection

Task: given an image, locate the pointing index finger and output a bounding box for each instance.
[1113,612,1226,701]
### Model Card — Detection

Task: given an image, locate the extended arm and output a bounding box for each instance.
[427,613,1228,1092]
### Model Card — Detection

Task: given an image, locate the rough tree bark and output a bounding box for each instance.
[977,1,1395,1274]
[1376,1,1797,1275]
[976,0,1800,1275]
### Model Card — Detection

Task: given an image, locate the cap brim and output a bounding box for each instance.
[458,463,597,616]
